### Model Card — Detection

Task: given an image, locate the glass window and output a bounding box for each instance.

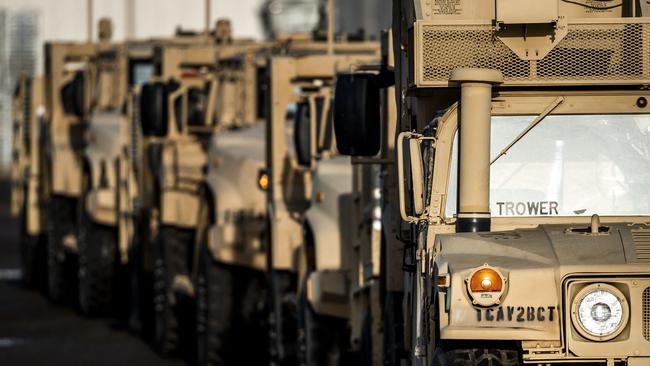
[130,62,154,86]
[445,114,650,217]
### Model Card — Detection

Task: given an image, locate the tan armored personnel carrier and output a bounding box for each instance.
[11,75,46,287]
[335,0,650,365]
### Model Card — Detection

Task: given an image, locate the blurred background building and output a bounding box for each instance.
[0,0,390,172]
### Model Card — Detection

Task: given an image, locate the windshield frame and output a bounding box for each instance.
[431,90,650,228]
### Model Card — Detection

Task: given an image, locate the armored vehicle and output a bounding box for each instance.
[119,27,272,356]
[336,0,650,365]
[41,40,98,302]
[263,48,383,365]
[11,75,46,287]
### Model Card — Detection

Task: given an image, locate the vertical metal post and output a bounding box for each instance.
[327,0,334,55]
[125,0,135,40]
[87,0,93,42]
[205,0,211,37]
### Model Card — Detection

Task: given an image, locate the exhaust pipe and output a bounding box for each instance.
[450,68,503,233]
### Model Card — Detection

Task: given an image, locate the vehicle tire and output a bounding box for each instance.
[47,196,77,303]
[383,291,405,365]
[269,271,298,365]
[127,226,144,334]
[153,226,192,356]
[196,246,234,366]
[78,211,117,316]
[19,205,45,287]
[196,248,269,366]
[360,309,372,366]
[431,348,520,366]
[297,281,350,366]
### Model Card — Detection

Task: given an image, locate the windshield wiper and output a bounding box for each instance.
[491,96,565,165]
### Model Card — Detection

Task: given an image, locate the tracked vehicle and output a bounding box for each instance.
[336,0,650,364]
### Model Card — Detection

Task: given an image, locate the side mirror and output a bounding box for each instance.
[397,131,434,223]
[333,73,381,156]
[294,100,312,167]
[139,81,179,137]
[61,71,86,118]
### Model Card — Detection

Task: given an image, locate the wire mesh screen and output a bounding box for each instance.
[417,21,650,86]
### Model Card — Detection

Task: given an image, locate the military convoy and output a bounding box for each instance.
[11,0,650,365]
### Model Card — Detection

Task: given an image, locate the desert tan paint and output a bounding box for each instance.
[391,0,650,364]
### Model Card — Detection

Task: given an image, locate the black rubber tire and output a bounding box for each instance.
[127,226,144,334]
[431,348,520,366]
[153,226,192,357]
[360,308,373,366]
[78,211,117,316]
[196,247,234,366]
[268,271,298,365]
[196,249,269,366]
[19,204,45,288]
[129,211,156,340]
[297,283,350,366]
[382,291,405,366]
[46,196,77,303]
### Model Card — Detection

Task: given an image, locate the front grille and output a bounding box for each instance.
[631,229,650,263]
[416,21,650,86]
[643,287,650,342]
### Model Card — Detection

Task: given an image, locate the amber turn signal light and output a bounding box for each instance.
[258,173,269,191]
[469,268,503,293]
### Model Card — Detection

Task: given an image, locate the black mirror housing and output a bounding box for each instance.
[140,81,179,137]
[61,71,86,118]
[334,73,384,157]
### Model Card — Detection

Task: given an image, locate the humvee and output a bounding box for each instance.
[336,0,650,365]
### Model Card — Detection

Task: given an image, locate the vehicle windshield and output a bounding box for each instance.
[446,114,650,217]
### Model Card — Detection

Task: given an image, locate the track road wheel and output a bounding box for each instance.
[47,196,77,303]
[153,226,191,356]
[78,212,117,316]
[297,282,350,366]
[431,348,520,366]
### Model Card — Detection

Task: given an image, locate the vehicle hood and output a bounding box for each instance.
[433,223,649,341]
[435,223,646,275]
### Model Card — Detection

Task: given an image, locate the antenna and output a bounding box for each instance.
[327,0,334,54]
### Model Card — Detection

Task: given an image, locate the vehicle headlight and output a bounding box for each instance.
[571,284,629,341]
